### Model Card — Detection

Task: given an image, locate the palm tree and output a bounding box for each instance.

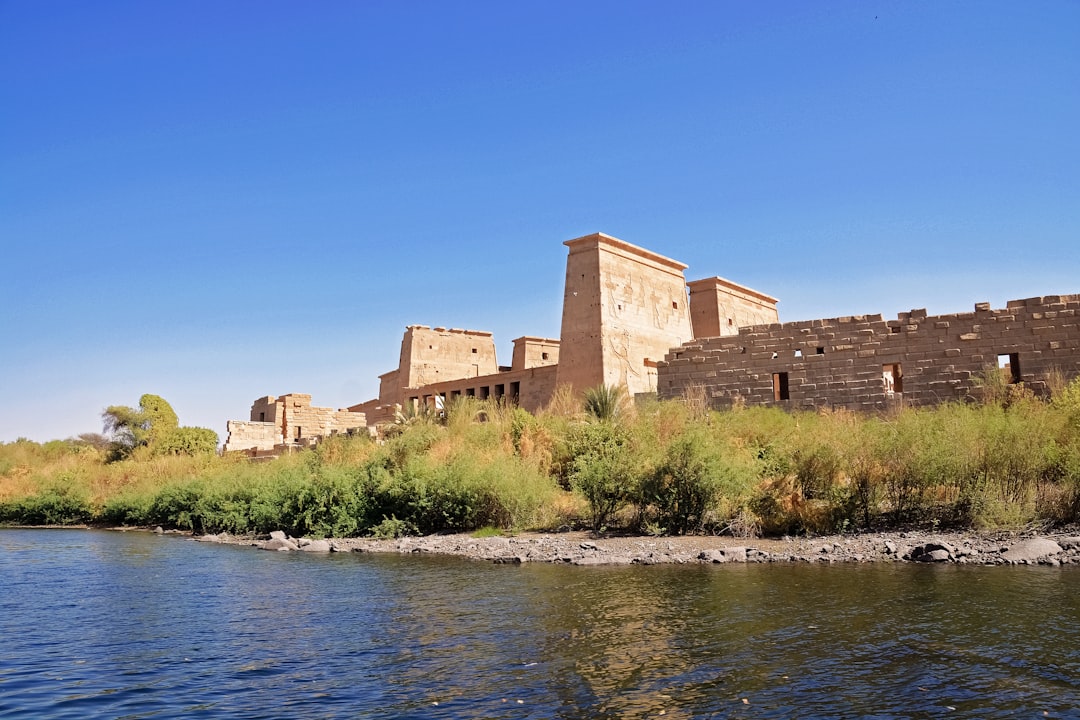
[583,384,628,422]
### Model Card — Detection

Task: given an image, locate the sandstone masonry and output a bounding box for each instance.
[224,232,1078,449]
[657,295,1080,411]
[223,393,367,455]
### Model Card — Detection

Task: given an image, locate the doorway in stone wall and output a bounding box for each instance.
[772,372,789,401]
[997,353,1021,384]
[882,363,903,395]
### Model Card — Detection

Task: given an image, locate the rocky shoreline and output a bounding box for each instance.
[193,527,1080,567]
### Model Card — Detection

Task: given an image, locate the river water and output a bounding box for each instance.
[1,530,1078,719]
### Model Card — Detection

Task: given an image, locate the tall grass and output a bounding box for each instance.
[4,377,1080,536]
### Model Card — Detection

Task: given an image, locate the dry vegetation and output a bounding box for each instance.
[4,371,1080,538]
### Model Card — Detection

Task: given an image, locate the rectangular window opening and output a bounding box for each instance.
[465,388,475,397]
[494,384,505,398]
[509,381,520,404]
[295,426,302,440]
[816,347,825,355]
[259,412,265,422]
[794,349,803,358]
[998,353,1021,384]
[541,352,549,360]
[882,363,903,395]
[672,301,679,310]
[772,372,790,401]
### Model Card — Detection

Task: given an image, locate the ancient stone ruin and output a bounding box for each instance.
[223,393,368,456]
[659,296,1080,411]
[223,232,1079,453]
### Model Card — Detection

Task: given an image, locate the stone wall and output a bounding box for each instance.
[512,336,560,371]
[556,233,695,397]
[398,326,498,390]
[404,365,559,415]
[658,295,1080,411]
[222,420,282,453]
[688,276,779,338]
[224,393,367,453]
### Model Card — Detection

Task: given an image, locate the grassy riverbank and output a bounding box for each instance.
[4,376,1080,537]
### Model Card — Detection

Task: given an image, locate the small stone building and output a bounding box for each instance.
[223,393,367,455]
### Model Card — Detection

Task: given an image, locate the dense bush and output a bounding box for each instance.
[566,421,640,533]
[6,377,1080,536]
[640,430,730,534]
[155,427,219,456]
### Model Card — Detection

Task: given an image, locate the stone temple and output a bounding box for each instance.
[223,232,1080,454]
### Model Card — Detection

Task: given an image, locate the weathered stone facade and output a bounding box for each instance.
[223,393,367,455]
[225,231,1079,446]
[347,232,712,421]
[555,233,696,397]
[657,296,1080,411]
[688,276,779,339]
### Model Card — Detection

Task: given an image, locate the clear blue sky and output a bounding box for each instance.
[2,1,1078,442]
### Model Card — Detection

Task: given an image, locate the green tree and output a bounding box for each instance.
[102,394,200,459]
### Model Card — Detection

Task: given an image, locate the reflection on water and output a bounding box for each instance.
[1,530,1079,718]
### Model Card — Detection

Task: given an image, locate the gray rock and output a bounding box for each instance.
[153,526,164,534]
[906,542,955,562]
[262,537,299,552]
[1001,538,1062,564]
[722,547,748,563]
[883,540,898,555]
[195,534,219,543]
[699,550,728,563]
[300,539,332,552]
[580,541,598,550]
[269,530,288,541]
[1056,536,1080,550]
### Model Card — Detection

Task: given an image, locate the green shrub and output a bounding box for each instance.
[0,489,93,525]
[583,384,629,422]
[639,430,727,535]
[155,427,219,456]
[567,422,639,533]
[100,494,154,526]
[369,515,417,538]
[147,482,206,532]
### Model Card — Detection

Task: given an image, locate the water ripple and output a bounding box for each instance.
[3,530,1080,718]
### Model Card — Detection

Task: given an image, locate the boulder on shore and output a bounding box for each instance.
[1000,538,1062,564]
[262,537,299,552]
[905,541,955,562]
